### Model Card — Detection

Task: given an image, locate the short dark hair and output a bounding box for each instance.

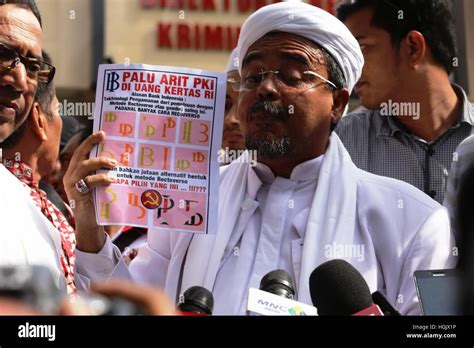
[35,51,56,120]
[0,0,42,27]
[337,0,457,74]
[0,51,55,149]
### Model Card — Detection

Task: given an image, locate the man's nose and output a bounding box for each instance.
[225,107,240,125]
[257,75,280,101]
[0,61,29,94]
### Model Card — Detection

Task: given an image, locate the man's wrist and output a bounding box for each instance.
[75,227,107,253]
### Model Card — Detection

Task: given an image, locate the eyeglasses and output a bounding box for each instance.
[227,76,241,92]
[239,69,337,93]
[0,43,56,83]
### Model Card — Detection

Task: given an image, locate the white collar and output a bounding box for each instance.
[252,154,325,184]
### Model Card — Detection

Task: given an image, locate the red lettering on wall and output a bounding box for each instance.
[226,26,233,50]
[237,0,251,12]
[142,0,339,12]
[309,0,323,7]
[194,24,201,49]
[255,0,267,10]
[189,0,198,10]
[327,0,336,14]
[223,0,230,11]
[202,0,216,10]
[204,25,223,50]
[177,23,191,48]
[157,22,240,51]
[158,23,172,48]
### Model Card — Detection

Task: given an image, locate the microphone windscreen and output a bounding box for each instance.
[260,269,296,299]
[178,286,214,315]
[309,259,373,315]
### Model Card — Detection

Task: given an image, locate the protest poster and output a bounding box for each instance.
[91,64,225,234]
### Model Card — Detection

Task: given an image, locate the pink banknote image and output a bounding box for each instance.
[97,184,207,232]
[98,139,136,167]
[100,111,136,139]
[178,119,211,146]
[138,114,177,142]
[97,184,148,226]
[152,190,207,232]
[174,147,209,174]
[137,143,172,171]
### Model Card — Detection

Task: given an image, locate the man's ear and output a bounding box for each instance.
[29,103,48,142]
[330,88,350,126]
[404,30,426,68]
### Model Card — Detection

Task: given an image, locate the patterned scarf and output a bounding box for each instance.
[3,159,77,295]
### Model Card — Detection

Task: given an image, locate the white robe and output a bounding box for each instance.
[0,164,67,295]
[210,155,323,314]
[76,134,456,315]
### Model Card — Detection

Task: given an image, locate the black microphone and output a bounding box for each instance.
[259,269,296,299]
[248,269,316,315]
[177,286,214,315]
[309,259,383,316]
[372,291,401,316]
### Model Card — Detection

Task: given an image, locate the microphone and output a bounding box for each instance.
[372,291,401,316]
[259,269,296,299]
[247,269,317,316]
[309,259,383,316]
[177,286,214,315]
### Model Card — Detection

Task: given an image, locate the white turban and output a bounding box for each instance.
[237,2,364,93]
[225,48,240,73]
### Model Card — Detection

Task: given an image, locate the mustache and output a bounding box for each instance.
[248,100,288,122]
[223,125,242,133]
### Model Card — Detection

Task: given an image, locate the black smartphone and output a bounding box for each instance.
[414,269,462,315]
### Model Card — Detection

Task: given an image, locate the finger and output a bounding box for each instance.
[91,281,176,315]
[72,157,117,182]
[71,131,106,163]
[83,174,114,189]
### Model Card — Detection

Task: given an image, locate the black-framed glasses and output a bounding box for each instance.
[239,69,337,93]
[0,42,56,83]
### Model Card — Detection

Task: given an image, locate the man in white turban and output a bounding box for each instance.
[73,2,455,315]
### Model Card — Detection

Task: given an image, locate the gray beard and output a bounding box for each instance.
[245,135,293,160]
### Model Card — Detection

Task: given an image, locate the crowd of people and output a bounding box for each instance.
[0,0,472,315]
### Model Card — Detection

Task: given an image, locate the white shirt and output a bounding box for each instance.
[213,156,323,314]
[0,164,66,295]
